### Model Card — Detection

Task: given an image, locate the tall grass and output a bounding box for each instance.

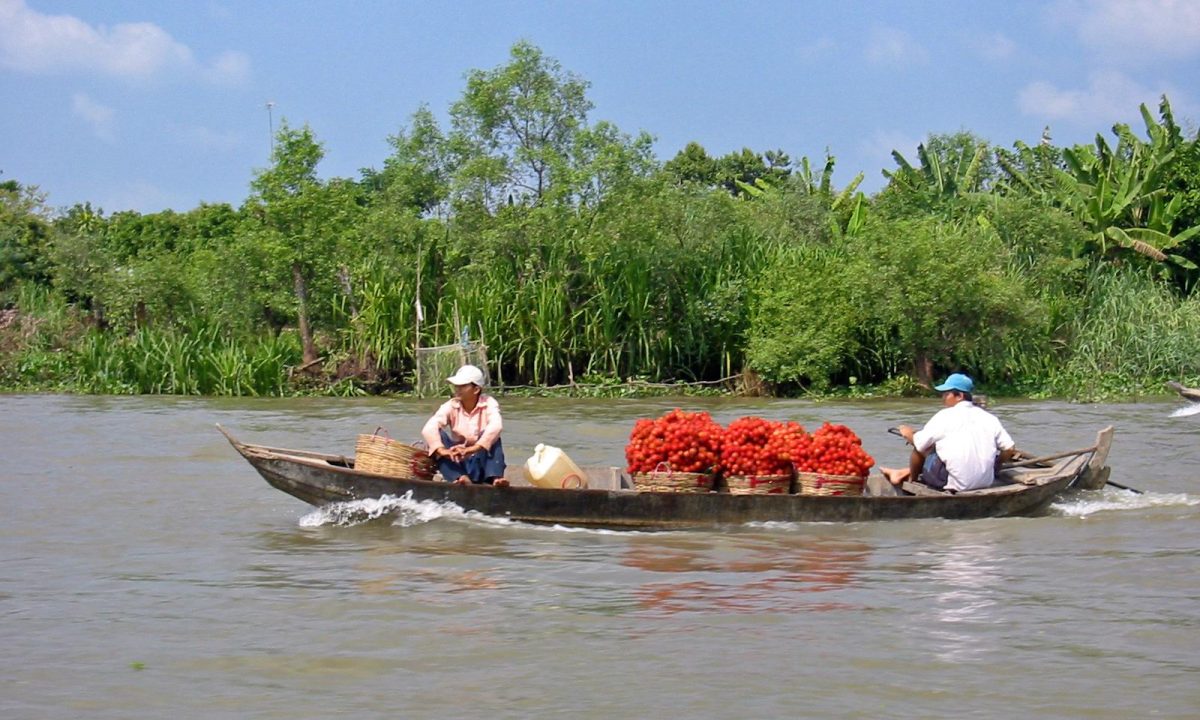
[70,324,298,395]
[1050,264,1200,397]
[427,187,793,386]
[335,256,417,374]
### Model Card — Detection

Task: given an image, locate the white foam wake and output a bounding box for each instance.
[298,491,482,528]
[1169,402,1200,418]
[1051,488,1199,518]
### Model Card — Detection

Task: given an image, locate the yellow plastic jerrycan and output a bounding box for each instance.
[523,443,589,489]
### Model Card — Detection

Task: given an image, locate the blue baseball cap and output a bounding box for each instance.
[934,373,974,393]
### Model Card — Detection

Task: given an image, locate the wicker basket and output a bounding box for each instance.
[724,473,793,495]
[632,464,715,493]
[355,430,434,480]
[794,470,865,496]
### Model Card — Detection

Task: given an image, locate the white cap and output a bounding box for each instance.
[446,364,485,387]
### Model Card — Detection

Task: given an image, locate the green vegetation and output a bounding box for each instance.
[3,42,1200,400]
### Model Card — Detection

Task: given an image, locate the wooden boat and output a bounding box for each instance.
[1166,380,1200,401]
[219,425,1114,529]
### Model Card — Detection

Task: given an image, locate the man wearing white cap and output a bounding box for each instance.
[881,372,1016,492]
[420,364,508,486]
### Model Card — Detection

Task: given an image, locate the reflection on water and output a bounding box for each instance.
[620,535,872,616]
[920,530,1004,664]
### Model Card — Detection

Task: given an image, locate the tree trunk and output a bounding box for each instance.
[337,265,357,317]
[293,261,318,365]
[913,354,934,389]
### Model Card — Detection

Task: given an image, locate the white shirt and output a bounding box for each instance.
[912,401,1015,492]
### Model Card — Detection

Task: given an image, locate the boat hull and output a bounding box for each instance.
[224,426,1113,529]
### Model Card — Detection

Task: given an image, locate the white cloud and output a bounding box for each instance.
[71,92,115,142]
[0,0,249,84]
[1049,0,1200,61]
[864,27,929,67]
[202,50,250,85]
[1017,70,1190,126]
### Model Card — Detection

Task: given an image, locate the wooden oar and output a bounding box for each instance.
[1002,445,1098,469]
[1004,444,1144,494]
[1102,478,1143,494]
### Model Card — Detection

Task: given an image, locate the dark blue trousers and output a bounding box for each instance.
[437,428,506,484]
[920,451,950,490]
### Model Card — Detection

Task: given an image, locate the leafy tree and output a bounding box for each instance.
[663,141,719,186]
[745,210,860,390]
[59,202,105,236]
[746,256,862,390]
[46,210,112,324]
[103,210,185,260]
[1158,101,1200,233]
[0,178,54,292]
[717,147,790,197]
[565,120,657,207]
[858,216,1036,386]
[366,105,453,216]
[246,121,362,365]
[448,40,593,208]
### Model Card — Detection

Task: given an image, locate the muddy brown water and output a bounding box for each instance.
[2,394,1197,719]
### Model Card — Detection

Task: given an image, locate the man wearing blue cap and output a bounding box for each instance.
[881,372,1016,492]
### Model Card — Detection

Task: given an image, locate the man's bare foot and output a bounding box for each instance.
[491,478,510,488]
[880,467,909,486]
[453,476,471,485]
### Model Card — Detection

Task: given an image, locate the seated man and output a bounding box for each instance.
[881,373,1016,492]
[420,364,508,486]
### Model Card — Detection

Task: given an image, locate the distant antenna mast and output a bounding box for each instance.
[265,101,276,155]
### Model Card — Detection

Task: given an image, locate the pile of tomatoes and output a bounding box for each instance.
[624,408,724,474]
[626,412,875,479]
[794,423,875,477]
[722,416,792,476]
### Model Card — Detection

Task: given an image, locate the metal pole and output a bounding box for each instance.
[266,101,276,155]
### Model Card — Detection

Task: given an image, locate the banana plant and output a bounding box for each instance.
[994,140,1063,201]
[736,151,867,237]
[1049,97,1198,269]
[883,134,990,208]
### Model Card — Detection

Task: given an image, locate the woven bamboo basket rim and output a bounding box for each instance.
[724,473,794,495]
[631,465,715,493]
[793,470,866,496]
[355,431,434,480]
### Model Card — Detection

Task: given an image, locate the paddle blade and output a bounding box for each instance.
[1169,402,1200,418]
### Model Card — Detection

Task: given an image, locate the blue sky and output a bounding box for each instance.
[2,0,1198,214]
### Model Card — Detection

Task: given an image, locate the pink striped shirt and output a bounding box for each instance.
[421,394,503,452]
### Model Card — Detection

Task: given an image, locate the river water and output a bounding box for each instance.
[2,394,1197,719]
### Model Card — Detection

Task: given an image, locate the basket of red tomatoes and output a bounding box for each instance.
[625,409,723,493]
[719,416,794,494]
[788,423,875,496]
